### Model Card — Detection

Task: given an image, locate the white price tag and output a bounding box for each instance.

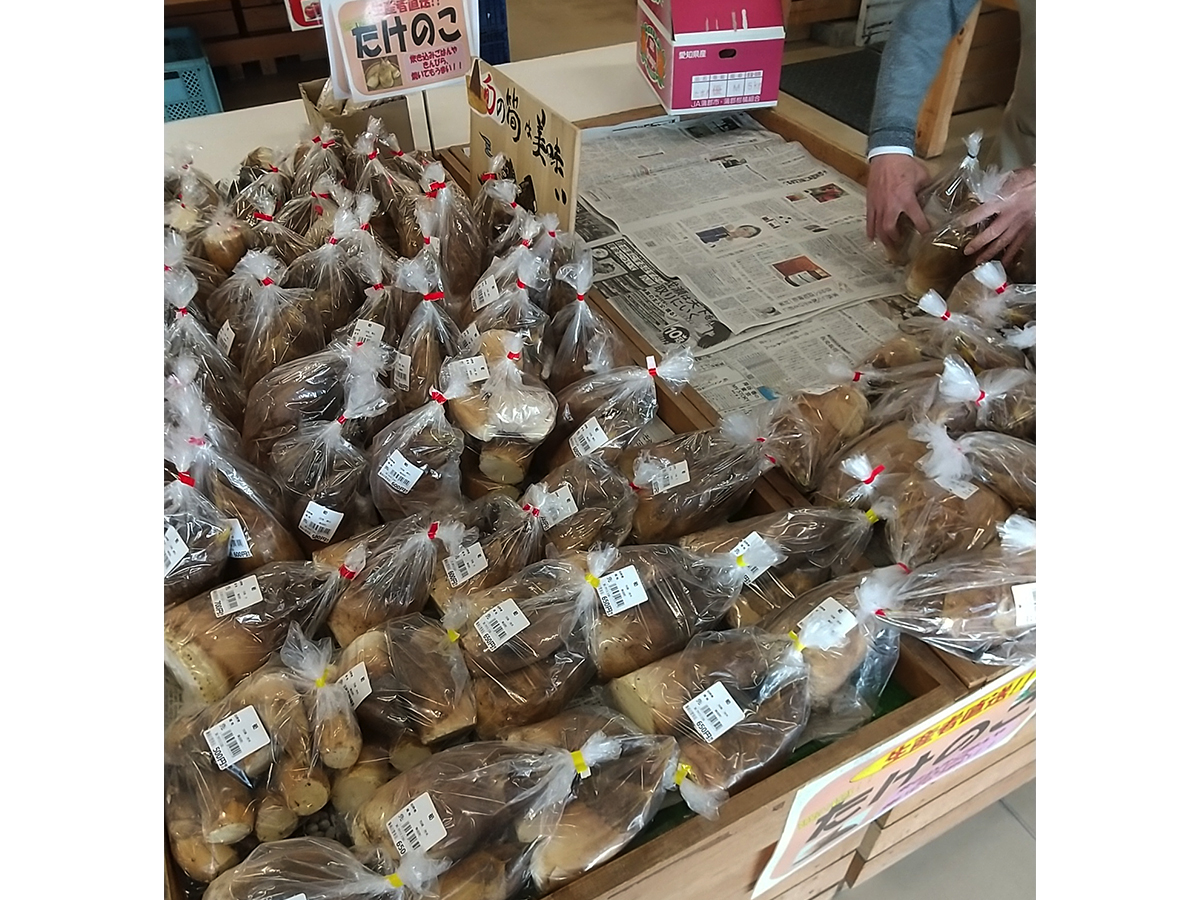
[203,705,271,770]
[473,598,532,651]
[451,355,490,384]
[569,417,611,457]
[798,598,858,644]
[461,321,481,349]
[428,236,442,255]
[337,662,373,709]
[471,274,500,310]
[1011,582,1036,629]
[649,460,690,495]
[684,682,746,743]
[539,484,579,528]
[164,524,189,577]
[224,518,252,559]
[378,450,425,493]
[353,318,386,345]
[443,542,488,587]
[298,501,345,543]
[386,792,448,856]
[217,320,235,355]
[646,355,657,372]
[946,480,979,500]
[598,565,649,616]
[282,895,307,900]
[394,353,412,390]
[730,531,773,583]
[210,575,265,617]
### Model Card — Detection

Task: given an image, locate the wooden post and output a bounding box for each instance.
[914,2,981,158]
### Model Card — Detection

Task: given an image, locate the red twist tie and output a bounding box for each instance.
[372,283,384,291]
[177,472,196,487]
[516,279,527,290]
[851,371,863,382]
[311,135,322,144]
[522,504,540,517]
[995,282,1008,294]
[507,351,521,361]
[425,181,446,197]
[430,389,447,404]
[897,562,912,574]
[874,608,887,617]
[520,239,531,247]
[510,201,518,209]
[269,166,279,173]
[424,291,445,301]
[392,149,406,158]
[367,150,379,160]
[427,521,439,540]
[328,237,339,245]
[480,172,497,182]
[576,294,586,302]
[187,437,206,447]
[548,231,557,238]
[337,415,347,425]
[355,340,365,347]
[423,236,431,245]
[863,465,886,485]
[939,310,951,321]
[314,205,324,215]
[321,139,337,149]
[648,366,658,377]
[629,481,642,492]
[975,390,986,406]
[261,277,275,286]
[177,307,189,316]
[361,223,371,231]
[339,564,357,579]
[164,264,171,272]
[252,212,273,222]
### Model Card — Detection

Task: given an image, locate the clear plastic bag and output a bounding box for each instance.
[812,421,924,509]
[329,623,423,761]
[165,228,225,320]
[244,187,312,265]
[867,371,979,437]
[470,249,550,369]
[369,389,466,521]
[547,233,590,316]
[196,204,252,274]
[471,213,545,320]
[276,172,341,239]
[678,507,877,628]
[938,353,1036,440]
[522,455,637,556]
[234,263,325,391]
[765,384,871,492]
[392,252,463,413]
[608,627,810,810]
[543,348,695,472]
[350,123,423,255]
[385,613,478,745]
[203,249,284,357]
[281,204,369,340]
[1005,321,1036,368]
[948,427,1035,515]
[165,145,220,206]
[888,131,984,267]
[279,622,364,771]
[542,254,620,394]
[291,124,349,198]
[231,147,293,220]
[421,162,486,325]
[587,543,783,681]
[474,153,521,252]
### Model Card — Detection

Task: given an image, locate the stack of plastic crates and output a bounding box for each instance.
[479,0,510,65]
[165,27,223,121]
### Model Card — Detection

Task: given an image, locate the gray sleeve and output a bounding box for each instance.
[867,0,979,154]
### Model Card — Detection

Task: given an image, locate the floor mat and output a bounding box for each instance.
[778,48,884,135]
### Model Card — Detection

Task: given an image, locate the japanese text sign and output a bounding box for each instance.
[466,58,581,230]
[753,663,1036,897]
[322,0,479,103]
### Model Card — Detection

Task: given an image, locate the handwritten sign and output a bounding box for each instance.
[322,0,479,103]
[466,58,582,230]
[287,0,324,30]
[752,662,1036,898]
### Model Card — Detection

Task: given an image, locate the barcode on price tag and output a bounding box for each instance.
[386,792,448,856]
[353,318,386,345]
[379,450,425,493]
[394,353,412,390]
[683,682,745,743]
[946,480,979,500]
[337,662,372,709]
[164,524,189,577]
[540,484,579,528]
[649,460,690,495]
[598,565,649,616]
[298,501,344,543]
[730,531,772,583]
[224,518,252,559]
[210,575,265,617]
[443,542,488,587]
[452,355,490,384]
[217,320,235,355]
[461,321,480,349]
[1011,582,1036,629]
[473,598,532,651]
[569,418,610,457]
[471,274,500,310]
[798,598,858,643]
[203,705,271,770]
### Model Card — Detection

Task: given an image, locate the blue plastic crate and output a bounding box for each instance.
[478,0,510,64]
[165,27,223,121]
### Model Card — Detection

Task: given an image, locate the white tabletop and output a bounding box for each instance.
[164,42,661,178]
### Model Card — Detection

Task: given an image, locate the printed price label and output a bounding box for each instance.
[378,450,425,493]
[1011,582,1036,629]
[224,518,252,559]
[298,501,345,543]
[798,598,858,644]
[946,480,979,500]
[337,662,372,709]
[217,320,235,355]
[539,484,579,528]
[473,598,532,651]
[443,542,488,587]
[394,353,412,391]
[649,460,690,495]
[471,274,500,310]
[353,318,386,345]
[569,418,610,457]
[461,321,481,349]
[598,565,649,616]
[428,236,442,255]
[452,355,490,384]
[164,524,189,577]
[210,575,265,617]
[203,705,271,770]
[730,531,773,583]
[684,682,746,743]
[387,791,448,856]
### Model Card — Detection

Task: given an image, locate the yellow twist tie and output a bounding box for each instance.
[864,508,880,525]
[788,630,806,653]
[735,554,746,567]
[585,574,601,589]
[446,629,460,642]
[314,667,330,688]
[386,873,404,888]
[674,763,692,786]
[571,750,590,775]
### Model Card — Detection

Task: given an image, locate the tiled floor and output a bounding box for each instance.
[840,780,1035,899]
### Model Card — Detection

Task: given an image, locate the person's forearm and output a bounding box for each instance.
[867,0,979,154]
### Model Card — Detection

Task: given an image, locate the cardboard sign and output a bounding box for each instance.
[287,0,324,30]
[466,58,582,230]
[322,0,479,103]
[752,663,1036,897]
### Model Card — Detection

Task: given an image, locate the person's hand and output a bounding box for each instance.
[962,166,1035,267]
[866,153,932,252]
